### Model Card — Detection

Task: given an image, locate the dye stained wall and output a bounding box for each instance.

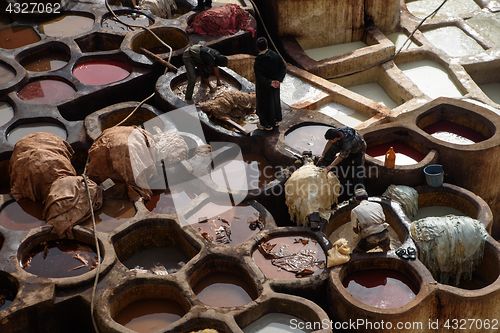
[270,0,400,49]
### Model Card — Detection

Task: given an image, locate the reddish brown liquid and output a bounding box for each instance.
[0,199,44,231]
[0,62,15,85]
[211,154,276,191]
[343,269,418,308]
[22,239,99,278]
[81,199,135,232]
[73,60,131,86]
[0,26,40,49]
[17,79,75,104]
[146,189,197,215]
[23,54,68,72]
[114,298,185,333]
[285,125,334,155]
[39,15,94,38]
[188,203,263,246]
[252,235,326,279]
[193,271,257,307]
[423,120,487,143]
[366,142,425,163]
[102,14,152,32]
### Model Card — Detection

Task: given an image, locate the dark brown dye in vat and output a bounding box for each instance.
[122,246,188,274]
[81,199,135,232]
[39,15,94,38]
[23,54,68,72]
[285,125,333,155]
[252,235,326,279]
[21,239,99,278]
[366,142,425,165]
[114,298,185,333]
[73,60,131,86]
[0,26,40,49]
[193,271,257,307]
[0,62,15,85]
[0,199,44,231]
[342,269,418,308]
[188,203,263,246]
[423,120,487,144]
[17,79,75,104]
[211,154,276,191]
[146,188,198,215]
[102,13,152,32]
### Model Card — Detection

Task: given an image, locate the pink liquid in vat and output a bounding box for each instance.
[73,60,131,86]
[17,79,75,104]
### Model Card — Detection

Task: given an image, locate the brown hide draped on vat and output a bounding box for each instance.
[199,90,256,120]
[44,176,103,238]
[86,126,157,201]
[9,132,76,202]
[188,4,255,36]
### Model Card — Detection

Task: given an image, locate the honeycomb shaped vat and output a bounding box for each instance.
[0,271,18,313]
[0,196,44,231]
[6,119,68,145]
[101,10,154,32]
[113,218,202,275]
[0,25,41,50]
[39,13,95,38]
[0,58,19,90]
[16,77,76,105]
[17,41,71,73]
[16,226,114,289]
[129,27,188,57]
[75,32,124,53]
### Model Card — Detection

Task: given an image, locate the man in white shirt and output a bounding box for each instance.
[351,188,390,253]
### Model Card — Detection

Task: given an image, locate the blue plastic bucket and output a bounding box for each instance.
[423,164,444,187]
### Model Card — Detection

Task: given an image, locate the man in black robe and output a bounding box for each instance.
[254,37,287,131]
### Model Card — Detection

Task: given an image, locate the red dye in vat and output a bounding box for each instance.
[366,142,425,165]
[21,239,99,278]
[17,79,75,104]
[343,269,419,308]
[0,26,40,49]
[423,120,487,144]
[73,60,131,86]
[114,298,185,333]
[0,199,44,231]
[193,271,257,307]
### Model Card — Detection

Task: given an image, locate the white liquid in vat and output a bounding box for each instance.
[303,41,368,61]
[479,82,500,105]
[316,102,370,127]
[0,101,14,127]
[412,206,466,221]
[406,0,480,19]
[387,32,419,50]
[373,153,419,165]
[242,313,314,333]
[7,123,67,144]
[398,60,463,99]
[467,11,500,48]
[431,131,475,145]
[423,26,484,57]
[346,83,398,109]
[280,74,328,106]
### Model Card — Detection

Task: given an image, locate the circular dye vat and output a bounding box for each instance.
[80,199,135,232]
[0,62,15,85]
[0,199,45,231]
[242,313,314,333]
[114,298,185,333]
[102,13,152,32]
[285,125,334,156]
[23,53,68,72]
[21,239,99,278]
[423,120,487,145]
[0,26,40,49]
[73,60,131,86]
[342,269,419,308]
[7,123,67,145]
[211,154,276,191]
[253,235,326,279]
[146,187,198,215]
[122,246,188,274]
[39,15,94,38]
[412,206,466,221]
[0,101,14,127]
[173,76,240,104]
[187,202,264,246]
[366,142,425,165]
[17,79,75,104]
[193,271,257,307]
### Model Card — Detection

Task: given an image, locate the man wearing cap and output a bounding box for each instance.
[182,45,228,101]
[254,37,287,131]
[351,188,391,253]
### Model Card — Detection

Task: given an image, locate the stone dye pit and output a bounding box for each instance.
[3,0,500,332]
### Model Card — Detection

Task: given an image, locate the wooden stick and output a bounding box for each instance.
[140,47,178,73]
[221,117,250,136]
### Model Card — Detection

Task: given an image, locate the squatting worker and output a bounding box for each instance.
[254,37,287,131]
[318,126,367,186]
[351,189,390,253]
[182,45,228,101]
